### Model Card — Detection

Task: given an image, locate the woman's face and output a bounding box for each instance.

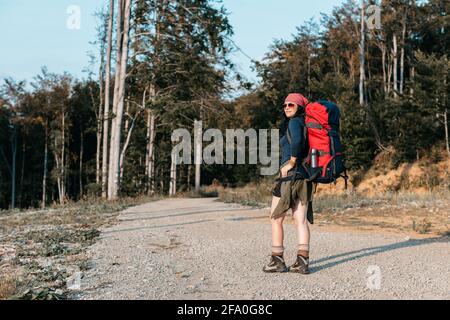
[283,102,299,118]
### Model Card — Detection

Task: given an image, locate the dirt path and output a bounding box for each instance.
[77,197,450,300]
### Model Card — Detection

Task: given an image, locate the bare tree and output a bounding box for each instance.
[79,126,84,198]
[108,0,132,200]
[443,57,449,157]
[53,103,67,205]
[392,33,398,98]
[108,0,123,199]
[145,107,156,195]
[399,9,407,94]
[444,110,450,157]
[370,20,387,95]
[119,93,145,181]
[169,151,177,196]
[359,0,365,106]
[42,115,49,208]
[102,0,114,198]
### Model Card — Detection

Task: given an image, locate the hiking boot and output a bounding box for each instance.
[262,255,288,273]
[289,255,310,274]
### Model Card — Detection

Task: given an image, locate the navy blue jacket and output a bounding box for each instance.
[280,116,308,169]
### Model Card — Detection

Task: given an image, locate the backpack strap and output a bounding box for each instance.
[303,125,307,150]
[306,122,323,130]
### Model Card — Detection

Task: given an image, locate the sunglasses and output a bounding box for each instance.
[283,102,297,109]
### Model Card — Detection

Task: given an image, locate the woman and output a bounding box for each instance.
[263,93,317,274]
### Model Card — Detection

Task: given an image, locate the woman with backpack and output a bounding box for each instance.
[263,93,317,274]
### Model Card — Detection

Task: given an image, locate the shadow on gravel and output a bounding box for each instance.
[311,236,450,273]
[101,219,214,236]
[119,207,260,222]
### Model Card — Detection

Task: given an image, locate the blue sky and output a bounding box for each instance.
[0,0,343,84]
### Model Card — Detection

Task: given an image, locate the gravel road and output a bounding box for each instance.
[78,197,450,300]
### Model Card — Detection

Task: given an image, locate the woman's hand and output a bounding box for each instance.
[280,158,297,177]
[280,162,294,177]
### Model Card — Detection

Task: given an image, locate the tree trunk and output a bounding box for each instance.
[42,122,48,209]
[382,44,387,95]
[400,17,406,95]
[145,110,150,184]
[96,45,105,185]
[108,0,124,199]
[102,0,114,198]
[96,82,103,186]
[149,113,156,194]
[10,125,17,209]
[54,139,61,202]
[387,54,392,94]
[187,164,191,191]
[79,128,84,199]
[119,110,141,181]
[146,110,156,195]
[359,0,365,106]
[393,33,398,98]
[307,52,311,98]
[169,152,177,196]
[96,105,102,185]
[108,0,132,200]
[61,109,66,204]
[144,1,162,196]
[54,115,66,205]
[124,98,130,133]
[19,141,25,206]
[444,114,450,156]
[445,62,449,157]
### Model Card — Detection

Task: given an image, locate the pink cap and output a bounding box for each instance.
[284,93,309,107]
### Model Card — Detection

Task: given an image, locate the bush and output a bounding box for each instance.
[85,183,102,198]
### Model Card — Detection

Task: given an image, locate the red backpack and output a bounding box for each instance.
[286,100,348,187]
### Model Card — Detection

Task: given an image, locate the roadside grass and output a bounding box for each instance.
[0,272,17,300]
[204,179,273,207]
[0,195,162,300]
[180,188,219,198]
[206,179,450,209]
[205,180,450,236]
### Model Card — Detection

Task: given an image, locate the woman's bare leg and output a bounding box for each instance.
[292,200,310,256]
[263,196,288,272]
[270,196,285,254]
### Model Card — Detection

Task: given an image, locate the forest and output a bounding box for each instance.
[0,0,448,210]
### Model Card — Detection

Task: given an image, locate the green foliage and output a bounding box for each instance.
[250,0,449,175]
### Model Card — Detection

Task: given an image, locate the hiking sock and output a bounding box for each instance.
[297,244,309,259]
[272,245,284,257]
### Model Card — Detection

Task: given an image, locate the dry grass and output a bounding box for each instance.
[0,195,162,300]
[355,149,450,195]
[0,272,17,299]
[206,179,450,236]
[202,177,274,207]
[312,192,450,236]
